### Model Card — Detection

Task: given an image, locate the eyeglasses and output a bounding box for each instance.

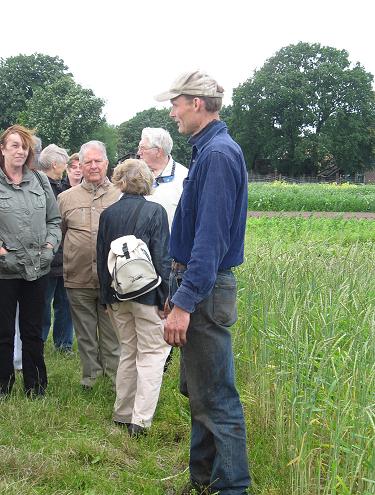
[138,146,158,152]
[153,160,176,188]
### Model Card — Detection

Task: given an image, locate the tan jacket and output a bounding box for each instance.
[58,179,119,288]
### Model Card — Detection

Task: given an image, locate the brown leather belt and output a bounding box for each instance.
[171,260,187,272]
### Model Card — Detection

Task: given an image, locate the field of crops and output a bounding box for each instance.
[0,217,374,494]
[248,182,375,212]
[235,217,375,494]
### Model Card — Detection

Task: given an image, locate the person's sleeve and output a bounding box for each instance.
[97,212,111,305]
[171,151,238,313]
[148,206,171,310]
[57,193,67,236]
[43,175,62,253]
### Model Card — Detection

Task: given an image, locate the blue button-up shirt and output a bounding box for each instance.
[170,120,248,313]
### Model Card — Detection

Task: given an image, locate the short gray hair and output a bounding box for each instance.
[79,140,108,163]
[39,144,69,171]
[141,128,173,156]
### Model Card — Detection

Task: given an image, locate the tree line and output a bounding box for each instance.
[1,42,374,176]
[0,53,117,164]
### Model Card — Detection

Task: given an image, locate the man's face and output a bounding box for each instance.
[137,138,159,168]
[170,95,198,135]
[80,148,108,185]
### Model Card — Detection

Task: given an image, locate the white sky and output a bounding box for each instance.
[1,0,374,125]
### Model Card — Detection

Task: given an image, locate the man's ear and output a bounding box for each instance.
[193,97,204,112]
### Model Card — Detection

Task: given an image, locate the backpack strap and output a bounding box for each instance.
[33,170,47,195]
[127,200,145,234]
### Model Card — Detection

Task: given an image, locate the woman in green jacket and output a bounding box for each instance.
[0,125,61,398]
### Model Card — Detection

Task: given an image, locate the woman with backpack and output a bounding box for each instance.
[97,159,171,437]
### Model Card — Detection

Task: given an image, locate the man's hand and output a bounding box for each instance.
[164,305,190,347]
[0,247,8,256]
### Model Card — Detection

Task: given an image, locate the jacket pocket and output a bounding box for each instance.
[0,250,24,274]
[0,193,14,211]
[180,178,196,214]
[29,189,46,209]
[40,247,54,269]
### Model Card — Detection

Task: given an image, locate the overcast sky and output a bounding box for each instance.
[1,0,374,125]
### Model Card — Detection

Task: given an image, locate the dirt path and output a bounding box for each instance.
[248,211,375,220]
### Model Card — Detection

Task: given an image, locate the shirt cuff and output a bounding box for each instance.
[45,234,60,253]
[171,285,199,313]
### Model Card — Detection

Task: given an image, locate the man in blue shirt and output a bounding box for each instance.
[155,71,250,494]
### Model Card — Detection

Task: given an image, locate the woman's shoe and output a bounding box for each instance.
[127,423,147,437]
[114,420,130,428]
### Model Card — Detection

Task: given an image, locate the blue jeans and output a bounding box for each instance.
[42,276,73,350]
[170,269,250,494]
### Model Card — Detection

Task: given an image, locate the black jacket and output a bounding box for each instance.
[61,176,71,189]
[47,176,69,277]
[97,194,170,309]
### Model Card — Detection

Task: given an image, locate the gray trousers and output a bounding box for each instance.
[66,288,120,386]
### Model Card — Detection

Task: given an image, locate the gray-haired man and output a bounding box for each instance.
[58,141,120,388]
[138,127,188,229]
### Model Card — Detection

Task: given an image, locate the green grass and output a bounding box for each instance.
[1,217,374,494]
[0,351,191,495]
[248,182,375,212]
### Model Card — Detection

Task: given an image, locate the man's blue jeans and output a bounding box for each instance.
[42,276,73,350]
[170,269,250,494]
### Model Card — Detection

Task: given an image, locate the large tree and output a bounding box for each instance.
[232,42,375,175]
[117,108,191,166]
[20,77,105,151]
[0,53,70,129]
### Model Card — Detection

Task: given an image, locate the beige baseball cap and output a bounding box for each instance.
[155,70,224,102]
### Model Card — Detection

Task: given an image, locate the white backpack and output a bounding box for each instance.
[107,234,161,301]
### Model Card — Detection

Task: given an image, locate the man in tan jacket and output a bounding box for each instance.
[58,141,120,389]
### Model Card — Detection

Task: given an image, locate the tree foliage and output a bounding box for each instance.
[232,42,375,175]
[0,52,106,153]
[0,53,70,129]
[92,122,119,166]
[20,77,105,151]
[117,108,191,165]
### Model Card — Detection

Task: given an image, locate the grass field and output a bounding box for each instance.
[1,217,374,494]
[248,182,375,212]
